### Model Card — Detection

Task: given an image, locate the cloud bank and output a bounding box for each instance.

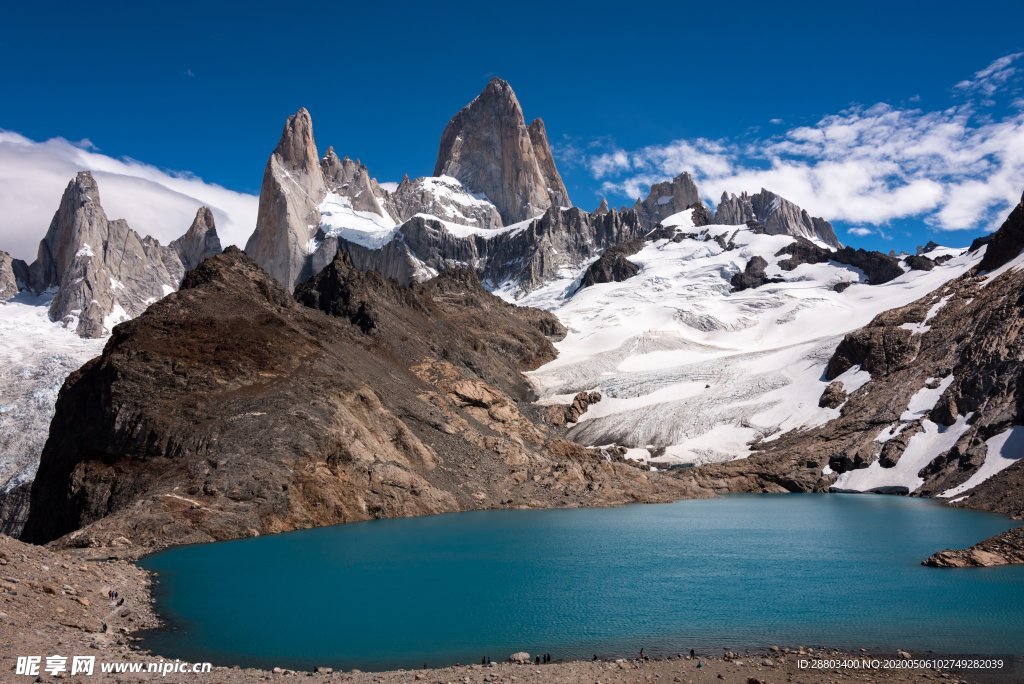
[0,132,258,261]
[584,54,1024,235]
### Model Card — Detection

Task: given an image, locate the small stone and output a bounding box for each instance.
[76,597,91,607]
[314,666,332,674]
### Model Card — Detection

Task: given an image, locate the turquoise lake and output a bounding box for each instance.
[139,494,1024,671]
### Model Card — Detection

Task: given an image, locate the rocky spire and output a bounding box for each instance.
[527,118,570,208]
[715,191,756,225]
[25,172,186,337]
[748,189,841,248]
[170,206,222,271]
[245,108,329,290]
[433,78,572,224]
[594,197,610,215]
[634,172,708,227]
[320,147,398,219]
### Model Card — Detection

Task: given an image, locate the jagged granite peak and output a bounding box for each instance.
[320,147,399,219]
[715,191,757,225]
[0,251,28,302]
[594,198,610,215]
[434,77,571,224]
[749,188,841,248]
[634,172,710,228]
[25,172,185,337]
[275,106,322,174]
[245,107,329,290]
[169,206,222,271]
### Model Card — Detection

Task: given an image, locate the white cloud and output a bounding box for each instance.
[588,53,1024,234]
[955,52,1023,96]
[0,132,258,261]
[847,227,874,237]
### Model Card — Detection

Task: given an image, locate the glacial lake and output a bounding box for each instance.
[139,494,1024,671]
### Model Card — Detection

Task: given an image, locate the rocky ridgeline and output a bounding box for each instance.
[243,78,857,299]
[716,190,841,248]
[3,172,221,338]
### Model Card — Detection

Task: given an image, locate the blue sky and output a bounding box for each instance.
[3,0,1024,253]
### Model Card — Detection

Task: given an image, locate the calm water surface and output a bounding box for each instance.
[139,494,1024,671]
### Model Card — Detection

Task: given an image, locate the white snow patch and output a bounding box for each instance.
[833,364,871,394]
[833,415,973,493]
[318,192,398,249]
[75,244,94,258]
[901,375,955,421]
[941,425,1024,498]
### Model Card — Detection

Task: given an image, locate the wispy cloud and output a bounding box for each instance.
[955,52,1023,97]
[847,227,874,237]
[587,53,1024,234]
[0,132,258,260]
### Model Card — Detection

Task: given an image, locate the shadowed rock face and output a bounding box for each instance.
[775,238,903,285]
[0,251,27,302]
[434,78,571,224]
[21,248,693,548]
[978,191,1024,271]
[578,242,642,289]
[23,172,188,338]
[170,207,222,271]
[730,255,783,292]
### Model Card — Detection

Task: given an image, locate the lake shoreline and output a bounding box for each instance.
[2,527,1021,683]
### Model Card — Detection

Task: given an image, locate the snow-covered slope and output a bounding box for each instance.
[519,210,979,466]
[0,293,104,494]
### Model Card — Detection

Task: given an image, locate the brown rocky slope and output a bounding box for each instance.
[20,248,693,551]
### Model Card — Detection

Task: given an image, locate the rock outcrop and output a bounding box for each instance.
[924,526,1024,567]
[578,240,643,289]
[730,255,784,291]
[23,172,189,337]
[716,189,841,248]
[169,207,222,271]
[0,251,28,302]
[21,248,693,548]
[434,78,571,224]
[776,238,904,284]
[978,191,1024,271]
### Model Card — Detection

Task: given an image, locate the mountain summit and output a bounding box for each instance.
[434,78,571,224]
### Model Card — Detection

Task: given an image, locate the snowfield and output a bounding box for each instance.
[0,293,104,494]
[518,210,980,466]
